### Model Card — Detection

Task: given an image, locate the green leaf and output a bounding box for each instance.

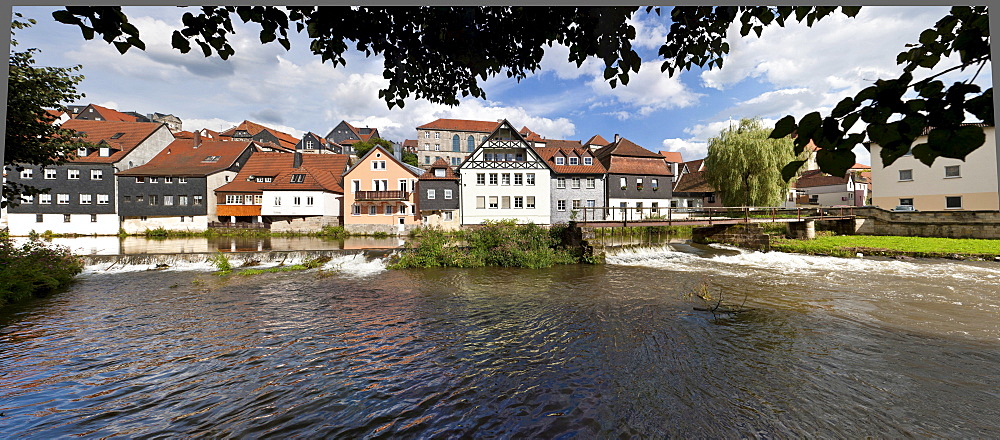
[171,30,191,52]
[816,148,855,176]
[841,113,860,131]
[841,6,861,17]
[770,115,797,138]
[260,29,276,44]
[797,112,822,138]
[113,41,130,54]
[782,160,806,182]
[910,142,938,166]
[918,28,938,44]
[831,97,856,118]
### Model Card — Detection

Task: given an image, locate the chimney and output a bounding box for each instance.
[671,162,678,176]
[293,151,302,169]
[614,134,620,143]
[193,129,201,148]
[392,142,402,161]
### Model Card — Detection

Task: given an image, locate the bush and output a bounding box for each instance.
[0,232,84,306]
[144,227,170,238]
[210,252,232,273]
[317,226,349,238]
[390,220,577,269]
[371,231,390,239]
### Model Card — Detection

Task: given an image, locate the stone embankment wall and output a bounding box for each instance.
[692,224,771,251]
[269,216,340,233]
[854,207,1000,239]
[344,223,421,236]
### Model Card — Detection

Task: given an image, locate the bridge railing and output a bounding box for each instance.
[574,205,855,225]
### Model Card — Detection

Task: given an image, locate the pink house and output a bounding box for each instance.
[342,146,425,235]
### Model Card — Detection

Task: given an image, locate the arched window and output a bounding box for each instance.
[467,135,475,152]
[452,134,460,152]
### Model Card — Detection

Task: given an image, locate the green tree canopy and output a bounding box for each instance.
[351,137,393,159]
[48,6,992,177]
[4,14,88,208]
[401,151,418,167]
[704,118,803,207]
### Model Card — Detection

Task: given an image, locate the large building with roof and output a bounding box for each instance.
[4,119,175,235]
[415,118,503,168]
[594,136,675,221]
[418,158,462,230]
[218,120,300,151]
[533,140,607,223]
[324,120,380,156]
[115,134,260,233]
[342,145,425,234]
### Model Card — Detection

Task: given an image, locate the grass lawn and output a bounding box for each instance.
[770,235,1000,259]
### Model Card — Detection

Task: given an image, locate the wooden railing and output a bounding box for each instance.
[208,221,270,229]
[574,206,856,225]
[355,190,409,201]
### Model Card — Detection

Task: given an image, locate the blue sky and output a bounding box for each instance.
[11,6,991,166]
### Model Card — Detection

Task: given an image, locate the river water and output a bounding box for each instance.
[1,243,999,437]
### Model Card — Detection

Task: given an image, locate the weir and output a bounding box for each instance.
[79,249,396,269]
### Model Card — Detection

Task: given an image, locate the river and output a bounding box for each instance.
[1,243,999,437]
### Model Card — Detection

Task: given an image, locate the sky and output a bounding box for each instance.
[10,6,993,167]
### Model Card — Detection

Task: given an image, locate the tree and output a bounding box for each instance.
[351,137,393,159]
[401,151,419,167]
[704,118,802,207]
[4,14,88,208]
[48,6,992,176]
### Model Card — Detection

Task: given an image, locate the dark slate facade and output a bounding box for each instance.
[418,180,460,210]
[117,176,209,216]
[606,174,673,200]
[325,121,361,145]
[5,163,117,214]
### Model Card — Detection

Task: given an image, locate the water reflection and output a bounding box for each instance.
[11,235,406,255]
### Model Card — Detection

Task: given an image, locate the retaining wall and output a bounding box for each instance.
[854,207,1000,239]
[692,224,771,251]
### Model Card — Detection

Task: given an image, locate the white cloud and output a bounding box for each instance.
[628,11,669,50]
[661,138,708,161]
[587,61,703,116]
[538,43,604,80]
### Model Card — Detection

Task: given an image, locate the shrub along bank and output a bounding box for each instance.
[389,220,579,269]
[770,234,1000,260]
[0,232,85,306]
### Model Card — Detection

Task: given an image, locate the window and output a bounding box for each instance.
[620,177,627,188]
[63,214,71,223]
[398,179,409,192]
[435,144,440,151]
[352,204,361,215]
[110,132,124,139]
[556,157,565,165]
[434,132,440,139]
[428,189,436,199]
[400,205,408,215]
[179,196,188,206]
[21,194,33,204]
[385,205,394,215]
[306,197,314,206]
[484,153,494,161]
[20,168,32,179]
[572,178,581,189]
[477,173,486,185]
[149,195,158,205]
[435,168,446,177]
[352,180,361,193]
[652,179,659,189]
[514,174,523,185]
[140,216,147,221]
[452,157,461,166]
[164,177,173,183]
[514,196,523,208]
[557,200,566,211]
[477,196,486,209]
[36,214,43,223]
[584,157,593,165]
[526,196,535,209]
[80,194,92,204]
[57,194,69,205]
[77,147,88,157]
[149,177,158,183]
[202,156,221,163]
[489,196,499,209]
[467,135,476,152]
[193,195,203,205]
[226,195,244,204]
[424,156,431,164]
[164,195,174,206]
[424,132,430,139]
[636,202,643,213]
[274,196,281,206]
[444,189,453,199]
[40,194,52,204]
[489,173,498,185]
[290,174,305,183]
[809,194,819,203]
[899,169,913,181]
[557,177,566,189]
[293,196,301,206]
[945,165,961,178]
[136,176,145,183]
[136,195,144,203]
[526,174,535,185]
[502,174,510,185]
[899,198,913,206]
[496,196,507,209]
[587,177,596,189]
[569,157,578,165]
[179,177,187,184]
[636,178,643,190]
[373,179,389,191]
[99,147,110,157]
[91,214,98,223]
[444,211,453,221]
[452,134,460,152]
[253,195,263,205]
[369,205,378,215]
[945,196,963,209]
[68,169,80,180]
[371,160,386,170]
[91,169,103,180]
[44,169,57,179]
[586,200,596,207]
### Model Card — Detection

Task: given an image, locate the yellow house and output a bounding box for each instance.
[342,145,425,234]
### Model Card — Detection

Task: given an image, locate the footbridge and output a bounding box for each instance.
[573,206,857,228]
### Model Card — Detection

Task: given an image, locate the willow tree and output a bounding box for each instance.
[704,118,801,207]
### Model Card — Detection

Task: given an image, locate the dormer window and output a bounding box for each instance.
[306,140,314,148]
[99,147,110,157]
[202,156,221,163]
[77,147,87,157]
[290,174,305,183]
[569,157,578,165]
[255,176,273,183]
[555,157,565,165]
[584,157,593,165]
[435,168,446,177]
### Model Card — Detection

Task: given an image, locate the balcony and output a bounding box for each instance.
[355,190,409,201]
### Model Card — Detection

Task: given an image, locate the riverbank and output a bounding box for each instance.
[0,233,84,306]
[770,233,1000,261]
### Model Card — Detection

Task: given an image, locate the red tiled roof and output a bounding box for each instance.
[82,104,139,122]
[537,139,582,150]
[659,151,683,163]
[420,158,459,180]
[417,118,501,133]
[263,158,347,193]
[594,137,664,159]
[533,146,606,175]
[849,163,870,170]
[674,170,714,193]
[402,139,418,149]
[683,159,705,172]
[116,139,255,177]
[216,152,349,194]
[44,109,64,120]
[605,156,674,176]
[793,169,850,188]
[219,120,299,148]
[62,119,166,164]
[584,134,610,146]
